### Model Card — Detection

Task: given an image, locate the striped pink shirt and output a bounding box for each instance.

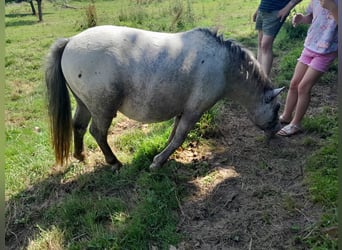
[304,0,338,54]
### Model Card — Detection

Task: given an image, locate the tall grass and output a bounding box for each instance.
[85,4,97,28]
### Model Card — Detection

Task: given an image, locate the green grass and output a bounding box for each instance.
[301,133,338,249]
[5,0,337,249]
[301,112,338,249]
[302,106,338,138]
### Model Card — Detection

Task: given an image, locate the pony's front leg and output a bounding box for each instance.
[150,113,201,169]
[167,115,181,144]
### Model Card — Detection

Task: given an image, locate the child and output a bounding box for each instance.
[277,0,338,137]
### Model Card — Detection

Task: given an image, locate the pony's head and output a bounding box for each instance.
[249,87,285,136]
[221,40,285,136]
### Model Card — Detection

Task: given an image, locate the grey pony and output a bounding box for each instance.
[45,25,284,170]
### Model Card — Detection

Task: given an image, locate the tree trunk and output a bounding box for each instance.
[37,0,43,22]
[28,0,36,16]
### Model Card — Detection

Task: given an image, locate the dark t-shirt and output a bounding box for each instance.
[259,0,291,12]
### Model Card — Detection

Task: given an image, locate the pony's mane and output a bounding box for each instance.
[194,28,273,90]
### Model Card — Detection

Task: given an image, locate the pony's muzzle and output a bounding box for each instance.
[264,121,281,139]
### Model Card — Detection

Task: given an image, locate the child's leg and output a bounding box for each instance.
[278,49,336,136]
[290,49,336,126]
[290,67,324,125]
[281,61,308,121]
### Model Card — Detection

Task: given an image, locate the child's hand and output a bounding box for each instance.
[292,13,304,27]
[278,8,290,22]
[253,10,258,22]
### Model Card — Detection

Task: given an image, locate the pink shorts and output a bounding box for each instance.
[298,48,337,73]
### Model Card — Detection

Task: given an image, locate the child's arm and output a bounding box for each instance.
[278,0,303,22]
[320,0,338,22]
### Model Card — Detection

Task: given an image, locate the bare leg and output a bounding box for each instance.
[150,112,201,169]
[280,62,309,121]
[257,31,263,65]
[290,67,323,126]
[73,101,91,161]
[258,32,275,76]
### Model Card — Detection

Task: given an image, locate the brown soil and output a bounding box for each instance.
[74,81,335,250]
[171,81,337,249]
[99,79,335,249]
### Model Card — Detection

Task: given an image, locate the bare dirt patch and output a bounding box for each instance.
[89,80,336,249]
[172,81,337,249]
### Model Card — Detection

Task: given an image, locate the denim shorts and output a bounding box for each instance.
[255,10,285,37]
[298,48,337,73]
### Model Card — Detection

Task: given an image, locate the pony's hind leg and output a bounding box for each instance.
[167,115,181,144]
[73,100,91,161]
[89,115,122,170]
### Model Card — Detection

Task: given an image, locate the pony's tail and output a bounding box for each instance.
[45,38,71,167]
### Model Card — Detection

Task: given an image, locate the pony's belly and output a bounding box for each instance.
[118,102,180,124]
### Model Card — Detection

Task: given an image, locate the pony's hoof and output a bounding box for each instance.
[110,161,122,172]
[149,162,160,170]
[74,152,86,162]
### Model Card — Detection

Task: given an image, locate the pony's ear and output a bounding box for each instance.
[264,87,285,103]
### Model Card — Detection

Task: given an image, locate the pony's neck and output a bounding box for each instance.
[224,67,266,109]
[230,81,264,111]
[233,59,270,110]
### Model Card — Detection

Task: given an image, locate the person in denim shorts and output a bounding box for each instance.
[253,0,302,75]
[277,0,338,136]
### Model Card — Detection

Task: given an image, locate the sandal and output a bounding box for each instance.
[279,115,291,125]
[277,124,302,137]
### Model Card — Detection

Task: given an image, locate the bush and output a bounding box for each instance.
[86,4,97,28]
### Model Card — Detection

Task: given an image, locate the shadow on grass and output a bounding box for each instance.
[5,13,52,27]
[5,13,34,18]
[5,20,38,27]
[6,150,237,249]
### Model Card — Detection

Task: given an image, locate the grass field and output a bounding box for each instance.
[5,0,260,201]
[5,0,337,249]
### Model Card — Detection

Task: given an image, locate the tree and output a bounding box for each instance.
[28,0,36,15]
[27,0,43,22]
